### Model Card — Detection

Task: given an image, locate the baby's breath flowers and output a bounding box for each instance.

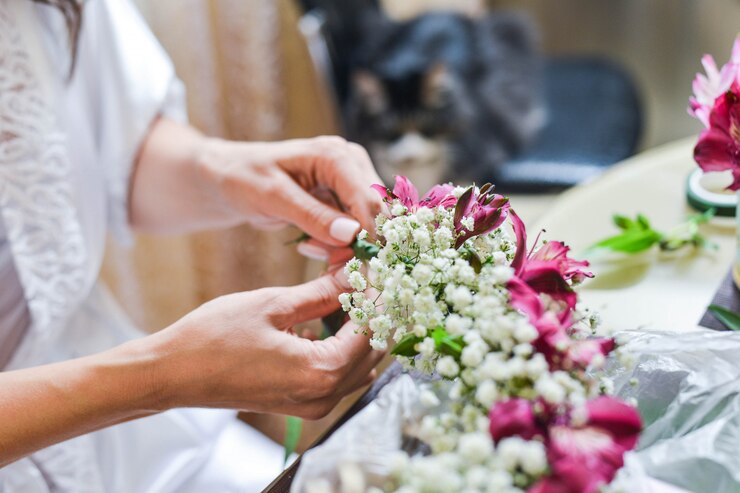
[340,176,641,493]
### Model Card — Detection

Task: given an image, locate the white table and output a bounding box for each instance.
[519,137,735,333]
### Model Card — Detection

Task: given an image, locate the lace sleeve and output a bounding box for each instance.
[89,0,188,245]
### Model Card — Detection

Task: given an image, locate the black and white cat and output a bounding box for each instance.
[301,0,546,191]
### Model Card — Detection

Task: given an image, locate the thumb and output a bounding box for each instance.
[273,272,350,327]
[274,179,361,247]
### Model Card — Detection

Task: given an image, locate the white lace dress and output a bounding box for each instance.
[0,0,284,491]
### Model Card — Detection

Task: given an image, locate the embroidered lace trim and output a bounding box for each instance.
[0,0,88,338]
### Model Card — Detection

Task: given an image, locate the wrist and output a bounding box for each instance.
[88,335,175,414]
[193,137,251,228]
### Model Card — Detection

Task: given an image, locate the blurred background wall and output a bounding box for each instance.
[384,0,740,150]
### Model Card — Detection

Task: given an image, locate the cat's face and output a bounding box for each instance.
[348,64,466,193]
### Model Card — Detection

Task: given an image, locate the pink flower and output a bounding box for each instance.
[529,241,593,284]
[371,176,456,211]
[489,398,542,442]
[420,183,457,208]
[508,211,591,311]
[688,38,740,128]
[529,397,642,493]
[693,84,740,190]
[453,184,511,248]
[508,276,613,370]
[490,398,642,493]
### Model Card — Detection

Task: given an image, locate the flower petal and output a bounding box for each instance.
[510,210,527,274]
[489,399,541,442]
[392,176,419,208]
[585,397,642,450]
[507,276,543,322]
[370,183,393,202]
[521,263,577,310]
[694,128,736,173]
[421,183,455,208]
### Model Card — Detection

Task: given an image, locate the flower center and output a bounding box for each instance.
[731,121,740,144]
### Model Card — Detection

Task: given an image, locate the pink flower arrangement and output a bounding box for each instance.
[343,175,641,492]
[689,38,740,190]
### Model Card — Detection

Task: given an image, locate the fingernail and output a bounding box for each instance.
[297,242,329,261]
[334,268,351,289]
[330,217,360,244]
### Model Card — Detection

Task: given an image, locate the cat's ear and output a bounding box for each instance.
[422,63,456,108]
[351,70,387,115]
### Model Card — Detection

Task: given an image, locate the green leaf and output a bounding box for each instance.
[636,214,651,230]
[283,416,302,465]
[321,308,346,338]
[691,208,716,225]
[591,229,662,253]
[352,239,380,261]
[431,327,465,358]
[708,304,740,331]
[462,250,483,274]
[391,333,423,357]
[612,214,634,230]
[285,232,311,246]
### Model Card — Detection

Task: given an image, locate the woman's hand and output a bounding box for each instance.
[0,272,383,466]
[197,135,384,246]
[149,272,383,419]
[129,120,383,252]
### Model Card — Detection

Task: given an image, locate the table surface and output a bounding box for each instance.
[266,137,736,492]
[523,137,735,333]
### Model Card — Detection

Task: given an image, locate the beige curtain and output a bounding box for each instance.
[102,0,340,449]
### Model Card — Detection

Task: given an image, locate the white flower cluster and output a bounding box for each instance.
[339,193,612,492]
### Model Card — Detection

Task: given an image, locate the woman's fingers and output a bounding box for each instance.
[296,239,355,266]
[282,365,379,421]
[333,348,385,397]
[272,176,361,247]
[313,141,384,237]
[272,274,349,328]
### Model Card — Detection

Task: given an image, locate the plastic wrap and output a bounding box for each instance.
[609,330,740,493]
[294,329,740,493]
[292,375,423,493]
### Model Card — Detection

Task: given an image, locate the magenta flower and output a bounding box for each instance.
[371,176,456,210]
[529,241,593,284]
[489,398,542,442]
[420,183,457,208]
[490,397,642,493]
[508,276,613,370]
[693,84,740,190]
[688,38,740,128]
[529,397,642,493]
[508,211,591,311]
[453,184,511,248]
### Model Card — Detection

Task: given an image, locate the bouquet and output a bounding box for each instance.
[689,37,740,187]
[338,176,641,493]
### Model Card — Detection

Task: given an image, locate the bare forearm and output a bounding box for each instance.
[0,338,165,466]
[129,118,242,234]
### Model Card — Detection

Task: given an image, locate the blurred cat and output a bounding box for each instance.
[300,0,545,192]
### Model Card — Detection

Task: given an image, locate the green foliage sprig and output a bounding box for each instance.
[589,209,716,254]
